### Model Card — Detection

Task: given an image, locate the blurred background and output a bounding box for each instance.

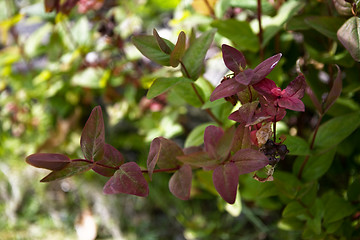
[1,0,360,239]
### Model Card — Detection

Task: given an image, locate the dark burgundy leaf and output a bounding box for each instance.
[234,69,255,85]
[80,106,105,162]
[213,162,239,204]
[169,164,192,200]
[222,44,246,74]
[231,149,268,175]
[215,126,236,162]
[284,74,306,99]
[323,65,342,113]
[103,162,149,197]
[306,86,323,114]
[210,78,246,102]
[153,29,172,54]
[92,144,124,177]
[252,78,278,100]
[204,125,224,159]
[147,137,183,180]
[231,124,252,153]
[26,153,70,171]
[278,97,305,112]
[40,160,93,182]
[253,53,282,84]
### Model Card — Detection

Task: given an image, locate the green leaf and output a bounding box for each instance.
[181,29,216,80]
[185,123,214,148]
[347,178,360,202]
[305,16,346,40]
[24,23,53,57]
[314,111,360,149]
[211,19,259,52]
[147,77,193,99]
[282,201,308,218]
[71,68,109,89]
[72,16,91,47]
[40,161,93,182]
[170,31,186,67]
[132,35,175,66]
[171,82,205,107]
[337,16,360,62]
[284,135,311,156]
[321,191,355,225]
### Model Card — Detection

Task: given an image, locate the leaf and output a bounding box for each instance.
[26,153,71,171]
[177,151,218,168]
[284,135,311,156]
[40,160,93,182]
[153,29,172,54]
[213,162,240,204]
[44,0,58,12]
[321,191,355,225]
[169,164,192,200]
[282,201,308,218]
[231,149,268,175]
[172,82,205,107]
[80,106,105,162]
[231,124,252,152]
[337,16,360,62]
[215,126,236,162]
[221,44,246,74]
[71,68,109,89]
[323,65,342,113]
[170,31,186,67]
[305,16,346,40]
[132,35,175,66]
[181,29,216,80]
[333,0,353,16]
[306,86,323,114]
[253,54,282,84]
[147,77,193,99]
[313,111,360,149]
[211,19,259,52]
[147,137,183,180]
[204,125,224,159]
[103,162,149,197]
[184,123,214,148]
[210,78,246,102]
[92,144,124,177]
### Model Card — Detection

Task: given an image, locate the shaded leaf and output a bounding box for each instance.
[40,160,93,182]
[306,86,323,114]
[323,65,342,113]
[26,153,70,171]
[210,78,246,101]
[181,29,216,80]
[213,162,240,204]
[147,77,193,99]
[153,29,172,54]
[333,0,353,16]
[92,144,124,177]
[80,106,105,162]
[103,162,149,197]
[170,31,186,67]
[147,137,183,180]
[322,191,355,225]
[231,149,268,175]
[222,44,246,73]
[337,16,360,62]
[169,164,192,200]
[282,201,308,218]
[305,16,346,40]
[132,35,174,66]
[284,135,311,156]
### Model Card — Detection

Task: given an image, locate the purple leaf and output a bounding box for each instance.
[215,126,236,162]
[253,53,282,84]
[204,125,224,159]
[213,162,239,204]
[177,151,218,168]
[153,29,172,54]
[306,86,323,114]
[234,69,255,85]
[222,44,246,74]
[92,144,124,177]
[147,137,183,180]
[284,74,306,99]
[103,162,149,197]
[323,65,342,113]
[278,97,305,112]
[231,149,268,175]
[231,124,252,153]
[26,153,70,171]
[80,106,105,162]
[169,164,192,200]
[210,78,246,102]
[40,160,93,182]
[252,78,278,100]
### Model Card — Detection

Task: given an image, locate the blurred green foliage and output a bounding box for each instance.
[1,0,360,239]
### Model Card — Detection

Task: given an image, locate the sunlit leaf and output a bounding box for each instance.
[92,144,124,177]
[184,123,214,148]
[153,28,172,54]
[170,31,186,67]
[147,77,193,99]
[337,16,360,62]
[213,162,239,204]
[80,106,105,162]
[103,162,149,197]
[253,54,282,84]
[40,160,93,182]
[169,164,192,200]
[210,78,246,102]
[26,153,70,171]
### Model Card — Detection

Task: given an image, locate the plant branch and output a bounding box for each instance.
[297,114,323,179]
[257,0,264,61]
[141,166,180,174]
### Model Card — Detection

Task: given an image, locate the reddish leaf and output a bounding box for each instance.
[169,164,192,200]
[323,65,342,113]
[278,97,305,112]
[210,78,246,102]
[231,149,268,175]
[147,137,183,180]
[213,162,239,204]
[284,74,306,99]
[253,53,282,84]
[26,153,70,171]
[92,144,124,177]
[170,31,186,67]
[40,160,93,182]
[204,125,224,159]
[215,126,236,162]
[222,44,246,74]
[231,124,252,152]
[234,69,255,85]
[253,78,278,100]
[177,151,218,168]
[153,29,172,54]
[103,162,149,197]
[44,0,59,12]
[80,106,105,162]
[306,86,323,114]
